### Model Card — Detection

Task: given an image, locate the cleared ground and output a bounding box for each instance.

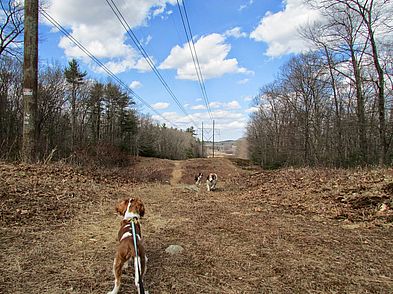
[1,157,392,293]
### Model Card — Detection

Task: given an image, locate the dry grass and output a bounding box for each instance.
[0,158,392,293]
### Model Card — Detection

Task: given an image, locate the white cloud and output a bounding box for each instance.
[152,111,194,125]
[243,95,253,101]
[224,27,247,38]
[130,80,142,89]
[224,121,246,129]
[226,100,241,110]
[239,5,247,11]
[211,110,244,119]
[237,67,255,76]
[246,106,259,113]
[149,105,251,140]
[143,35,153,46]
[237,78,249,85]
[208,100,241,110]
[151,108,249,134]
[152,102,170,110]
[45,0,174,73]
[239,0,254,11]
[134,57,154,72]
[159,33,250,80]
[209,102,223,109]
[191,105,207,110]
[153,6,165,16]
[250,0,321,57]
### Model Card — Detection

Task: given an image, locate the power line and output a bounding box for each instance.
[105,0,198,127]
[176,0,213,121]
[39,8,179,129]
[182,0,212,120]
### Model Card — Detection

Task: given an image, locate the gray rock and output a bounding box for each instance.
[165,245,184,255]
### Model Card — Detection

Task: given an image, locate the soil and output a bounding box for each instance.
[1,157,392,293]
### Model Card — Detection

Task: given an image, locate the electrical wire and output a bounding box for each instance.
[39,8,179,129]
[176,0,213,121]
[105,0,198,127]
[182,0,211,117]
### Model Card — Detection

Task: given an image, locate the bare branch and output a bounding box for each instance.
[0,0,24,57]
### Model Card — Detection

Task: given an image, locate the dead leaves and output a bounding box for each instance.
[241,167,393,225]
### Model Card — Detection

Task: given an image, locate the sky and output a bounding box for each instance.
[38,0,321,141]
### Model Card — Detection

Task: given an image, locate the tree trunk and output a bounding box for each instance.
[350,45,367,164]
[366,10,386,164]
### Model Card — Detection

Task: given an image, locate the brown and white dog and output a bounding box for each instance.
[206,173,218,191]
[194,172,203,185]
[108,197,147,294]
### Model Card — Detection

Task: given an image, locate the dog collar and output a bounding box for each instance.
[124,211,140,220]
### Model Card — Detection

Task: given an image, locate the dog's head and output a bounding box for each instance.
[116,197,145,219]
[195,172,203,182]
[207,173,217,182]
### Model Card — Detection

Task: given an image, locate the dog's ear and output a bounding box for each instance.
[134,197,145,217]
[115,198,129,216]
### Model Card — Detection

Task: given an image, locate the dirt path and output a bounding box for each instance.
[170,161,182,186]
[1,158,393,293]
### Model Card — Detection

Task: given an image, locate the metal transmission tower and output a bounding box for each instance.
[197,120,220,158]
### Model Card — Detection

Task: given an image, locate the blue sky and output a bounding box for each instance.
[39,0,320,141]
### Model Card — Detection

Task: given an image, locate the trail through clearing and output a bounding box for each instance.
[1,157,392,293]
[170,161,182,186]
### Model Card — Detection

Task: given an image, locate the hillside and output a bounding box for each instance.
[204,138,249,159]
[1,158,392,293]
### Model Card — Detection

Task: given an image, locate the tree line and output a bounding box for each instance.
[247,0,393,167]
[0,57,200,163]
[0,0,200,164]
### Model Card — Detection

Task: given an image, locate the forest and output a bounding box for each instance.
[0,55,200,162]
[247,0,393,167]
[1,0,393,168]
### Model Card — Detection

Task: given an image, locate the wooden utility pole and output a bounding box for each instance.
[22,0,38,162]
[212,120,215,158]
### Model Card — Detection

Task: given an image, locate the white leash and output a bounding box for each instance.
[131,218,145,294]
[123,198,145,294]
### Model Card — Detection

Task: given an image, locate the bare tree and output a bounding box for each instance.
[0,0,24,58]
[304,1,376,163]
[306,0,392,163]
[340,0,390,164]
[36,62,67,156]
[249,0,392,167]
[0,56,23,159]
[247,50,373,167]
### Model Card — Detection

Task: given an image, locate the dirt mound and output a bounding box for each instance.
[0,158,174,228]
[180,157,247,186]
